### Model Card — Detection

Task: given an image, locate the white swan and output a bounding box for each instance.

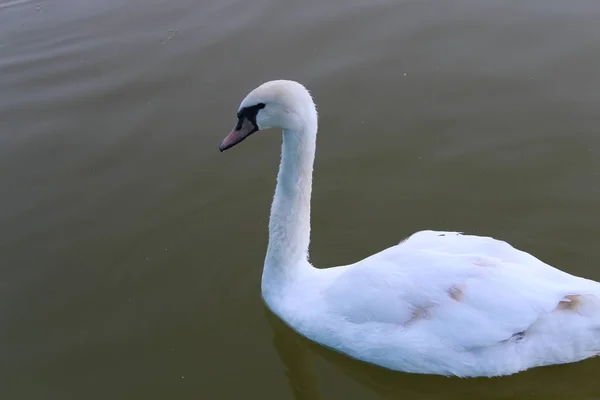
[219,80,600,377]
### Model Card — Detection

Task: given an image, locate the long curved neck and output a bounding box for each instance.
[263,109,317,295]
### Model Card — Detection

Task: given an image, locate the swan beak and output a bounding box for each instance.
[219,118,258,152]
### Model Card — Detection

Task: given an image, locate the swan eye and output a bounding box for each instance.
[237,103,264,119]
[234,103,265,131]
[237,104,266,121]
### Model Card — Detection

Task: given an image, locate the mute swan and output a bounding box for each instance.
[219,80,600,377]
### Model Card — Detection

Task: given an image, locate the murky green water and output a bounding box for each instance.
[1,0,600,398]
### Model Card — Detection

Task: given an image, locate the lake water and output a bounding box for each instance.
[1,0,600,398]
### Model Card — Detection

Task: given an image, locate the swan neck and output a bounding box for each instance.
[263,113,317,291]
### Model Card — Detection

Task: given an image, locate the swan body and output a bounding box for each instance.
[219,80,600,377]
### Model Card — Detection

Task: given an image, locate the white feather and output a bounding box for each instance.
[223,80,600,377]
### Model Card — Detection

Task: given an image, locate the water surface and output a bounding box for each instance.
[1,0,600,398]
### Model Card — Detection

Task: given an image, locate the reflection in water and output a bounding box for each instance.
[266,307,600,399]
[270,308,323,400]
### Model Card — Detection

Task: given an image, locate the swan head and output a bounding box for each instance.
[219,80,315,151]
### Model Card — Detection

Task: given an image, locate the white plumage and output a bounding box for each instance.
[219,80,600,377]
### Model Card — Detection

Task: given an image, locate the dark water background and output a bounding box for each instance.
[1,0,600,398]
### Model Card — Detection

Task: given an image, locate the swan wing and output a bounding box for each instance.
[325,230,600,350]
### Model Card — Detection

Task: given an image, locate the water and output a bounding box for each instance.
[1,0,600,398]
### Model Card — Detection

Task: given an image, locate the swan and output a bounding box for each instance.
[218,79,600,377]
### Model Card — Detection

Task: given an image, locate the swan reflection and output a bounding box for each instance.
[266,306,600,400]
